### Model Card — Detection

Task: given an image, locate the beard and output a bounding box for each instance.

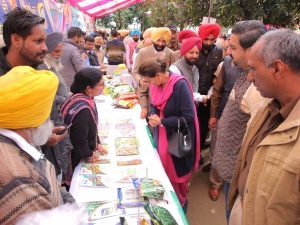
[184,56,197,65]
[170,37,177,43]
[95,45,101,49]
[202,44,213,51]
[27,118,54,146]
[153,43,166,52]
[133,38,139,42]
[45,54,63,72]
[19,43,46,65]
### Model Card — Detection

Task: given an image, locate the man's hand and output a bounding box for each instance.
[208,117,217,130]
[97,144,108,155]
[202,95,208,106]
[81,53,87,59]
[46,126,68,146]
[100,63,106,70]
[139,78,149,87]
[140,108,149,119]
[128,68,132,73]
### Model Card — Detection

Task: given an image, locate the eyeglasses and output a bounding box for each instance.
[95,82,105,87]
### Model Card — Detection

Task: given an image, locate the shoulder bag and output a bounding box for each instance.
[168,117,193,158]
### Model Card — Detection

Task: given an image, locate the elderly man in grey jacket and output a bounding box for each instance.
[38,32,71,181]
[60,27,86,88]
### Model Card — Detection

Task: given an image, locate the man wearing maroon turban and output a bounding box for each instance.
[170,29,198,64]
[195,23,223,167]
[170,37,210,105]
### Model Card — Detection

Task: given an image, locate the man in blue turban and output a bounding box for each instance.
[126,30,141,72]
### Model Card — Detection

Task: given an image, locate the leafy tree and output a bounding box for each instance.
[212,0,299,27]
[96,4,152,32]
[96,0,300,31]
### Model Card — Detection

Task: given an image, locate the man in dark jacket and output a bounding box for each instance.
[60,27,87,88]
[38,32,70,181]
[195,23,223,162]
[82,36,102,69]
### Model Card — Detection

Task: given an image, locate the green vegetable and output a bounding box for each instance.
[142,202,178,225]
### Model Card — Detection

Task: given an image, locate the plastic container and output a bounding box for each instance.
[114,69,120,77]
[121,74,133,85]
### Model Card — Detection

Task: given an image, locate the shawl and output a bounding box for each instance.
[61,93,98,126]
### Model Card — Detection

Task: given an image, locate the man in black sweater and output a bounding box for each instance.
[195,23,223,163]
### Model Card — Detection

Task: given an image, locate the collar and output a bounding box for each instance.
[0,128,45,161]
[279,95,300,120]
[167,42,179,49]
[43,59,51,69]
[241,67,250,76]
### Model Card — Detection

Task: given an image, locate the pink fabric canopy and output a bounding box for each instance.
[68,0,143,18]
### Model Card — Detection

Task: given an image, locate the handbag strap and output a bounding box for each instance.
[179,116,190,132]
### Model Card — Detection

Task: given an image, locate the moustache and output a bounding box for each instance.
[36,51,47,57]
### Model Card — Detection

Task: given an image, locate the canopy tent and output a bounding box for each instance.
[68,0,143,18]
[0,0,95,33]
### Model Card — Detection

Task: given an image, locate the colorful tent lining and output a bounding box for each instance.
[68,0,143,18]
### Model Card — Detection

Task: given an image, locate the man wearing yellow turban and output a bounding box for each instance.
[132,27,173,119]
[0,66,75,224]
[135,27,156,53]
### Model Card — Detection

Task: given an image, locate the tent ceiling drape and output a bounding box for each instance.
[68,0,143,18]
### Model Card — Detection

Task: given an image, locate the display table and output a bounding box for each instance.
[69,95,189,225]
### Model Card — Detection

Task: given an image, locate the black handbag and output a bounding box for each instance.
[168,117,193,158]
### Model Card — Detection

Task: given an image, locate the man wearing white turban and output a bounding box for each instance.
[38,32,70,181]
[0,66,75,224]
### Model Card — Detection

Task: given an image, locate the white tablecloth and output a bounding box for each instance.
[69,95,189,225]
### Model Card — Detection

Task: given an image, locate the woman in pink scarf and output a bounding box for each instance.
[138,58,200,213]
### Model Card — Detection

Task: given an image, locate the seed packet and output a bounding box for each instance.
[98,125,110,138]
[115,137,140,147]
[142,202,178,225]
[116,167,146,183]
[115,124,136,137]
[86,201,125,222]
[115,118,134,125]
[85,145,111,164]
[116,155,142,166]
[98,119,110,126]
[115,138,140,156]
[80,174,110,188]
[80,164,109,175]
[132,178,167,200]
[117,186,142,209]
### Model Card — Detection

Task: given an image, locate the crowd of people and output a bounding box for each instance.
[0,6,299,225]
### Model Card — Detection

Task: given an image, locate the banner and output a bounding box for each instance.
[0,0,94,34]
